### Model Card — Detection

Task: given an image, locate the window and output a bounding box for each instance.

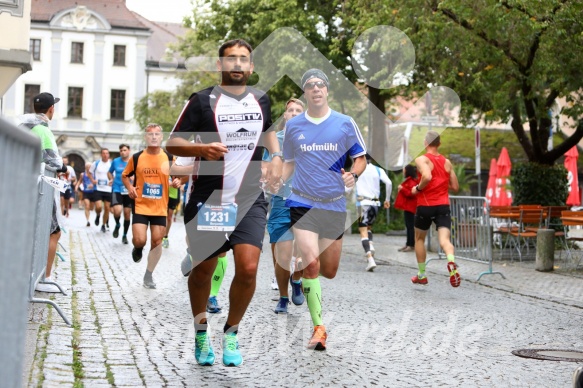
[71,42,84,63]
[68,87,83,117]
[110,90,125,120]
[113,45,126,66]
[24,84,40,113]
[29,39,41,61]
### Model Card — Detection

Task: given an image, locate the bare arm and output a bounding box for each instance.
[412,155,432,194]
[342,155,367,188]
[263,131,283,186]
[446,159,459,193]
[166,137,228,160]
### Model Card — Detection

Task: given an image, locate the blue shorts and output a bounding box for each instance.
[267,196,294,243]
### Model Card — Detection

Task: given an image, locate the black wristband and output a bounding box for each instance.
[416,185,422,192]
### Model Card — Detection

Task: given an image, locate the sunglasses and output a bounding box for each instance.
[304,81,327,90]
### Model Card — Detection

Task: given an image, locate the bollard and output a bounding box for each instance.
[535,229,555,272]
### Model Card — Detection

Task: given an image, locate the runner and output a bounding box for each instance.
[263,98,306,313]
[122,124,181,289]
[60,156,76,217]
[163,173,180,248]
[75,162,96,226]
[108,143,132,244]
[353,155,392,272]
[281,68,367,350]
[88,149,112,233]
[394,164,419,252]
[166,39,282,367]
[411,130,461,287]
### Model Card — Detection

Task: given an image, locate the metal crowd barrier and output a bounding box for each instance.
[428,196,505,281]
[0,117,40,388]
[29,165,70,325]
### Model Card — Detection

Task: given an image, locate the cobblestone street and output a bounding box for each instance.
[24,209,583,387]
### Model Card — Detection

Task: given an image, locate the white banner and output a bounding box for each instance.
[41,175,68,193]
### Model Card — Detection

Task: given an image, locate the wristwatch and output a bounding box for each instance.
[271,151,283,160]
[351,172,359,182]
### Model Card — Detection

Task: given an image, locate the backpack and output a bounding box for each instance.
[126,150,173,187]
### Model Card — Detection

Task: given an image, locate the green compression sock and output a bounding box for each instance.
[210,254,228,297]
[447,254,455,262]
[302,277,323,326]
[418,262,426,277]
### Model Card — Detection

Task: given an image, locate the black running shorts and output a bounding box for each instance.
[184,194,268,261]
[290,207,346,240]
[414,205,452,231]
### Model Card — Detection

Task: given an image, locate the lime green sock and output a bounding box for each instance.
[210,254,228,297]
[418,262,426,276]
[447,254,455,262]
[302,277,323,326]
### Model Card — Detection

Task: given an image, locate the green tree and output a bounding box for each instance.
[339,0,583,165]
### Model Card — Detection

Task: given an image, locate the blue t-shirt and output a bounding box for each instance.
[283,109,366,211]
[262,129,293,200]
[108,157,128,194]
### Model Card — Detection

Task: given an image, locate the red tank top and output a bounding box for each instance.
[418,153,450,206]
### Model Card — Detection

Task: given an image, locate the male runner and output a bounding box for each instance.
[122,124,181,289]
[281,68,367,350]
[163,174,180,248]
[411,130,460,287]
[89,149,112,233]
[166,39,282,367]
[108,143,132,244]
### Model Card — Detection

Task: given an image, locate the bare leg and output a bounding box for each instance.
[45,230,61,278]
[146,224,166,272]
[188,257,218,323]
[225,244,261,326]
[275,240,293,297]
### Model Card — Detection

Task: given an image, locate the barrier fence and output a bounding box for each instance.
[0,117,40,388]
[428,196,505,281]
[29,165,70,325]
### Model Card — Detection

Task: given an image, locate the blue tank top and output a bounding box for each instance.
[82,173,94,193]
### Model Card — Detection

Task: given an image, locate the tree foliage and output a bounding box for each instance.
[339,0,583,165]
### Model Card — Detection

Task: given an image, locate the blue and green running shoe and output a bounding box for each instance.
[222,332,243,366]
[194,332,215,366]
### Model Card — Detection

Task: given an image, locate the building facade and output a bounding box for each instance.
[3,0,185,176]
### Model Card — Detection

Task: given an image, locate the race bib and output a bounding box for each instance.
[97,179,110,192]
[121,186,129,195]
[142,183,162,199]
[197,203,238,231]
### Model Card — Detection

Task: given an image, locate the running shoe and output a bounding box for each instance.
[143,277,156,289]
[194,332,215,366]
[447,261,461,288]
[132,247,143,263]
[366,256,377,272]
[307,325,327,351]
[100,225,106,233]
[207,296,222,313]
[122,235,128,244]
[95,214,100,226]
[270,277,279,290]
[105,222,110,231]
[222,332,243,366]
[162,237,169,248]
[274,297,289,314]
[181,253,193,277]
[289,276,305,306]
[411,274,428,285]
[86,221,90,227]
[113,223,120,238]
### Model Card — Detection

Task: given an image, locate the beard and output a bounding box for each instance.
[221,70,250,86]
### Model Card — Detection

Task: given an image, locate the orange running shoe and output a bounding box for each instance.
[411,275,428,285]
[308,325,327,351]
[447,261,461,287]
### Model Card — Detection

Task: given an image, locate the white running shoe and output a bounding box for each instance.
[270,277,279,290]
[35,278,61,293]
[366,256,377,272]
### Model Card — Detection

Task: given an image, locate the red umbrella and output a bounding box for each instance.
[565,146,580,206]
[485,158,497,204]
[492,147,512,206]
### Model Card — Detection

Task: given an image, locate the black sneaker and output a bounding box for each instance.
[86,221,90,227]
[122,235,128,244]
[95,214,100,226]
[101,225,106,233]
[132,247,143,263]
[113,224,120,238]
